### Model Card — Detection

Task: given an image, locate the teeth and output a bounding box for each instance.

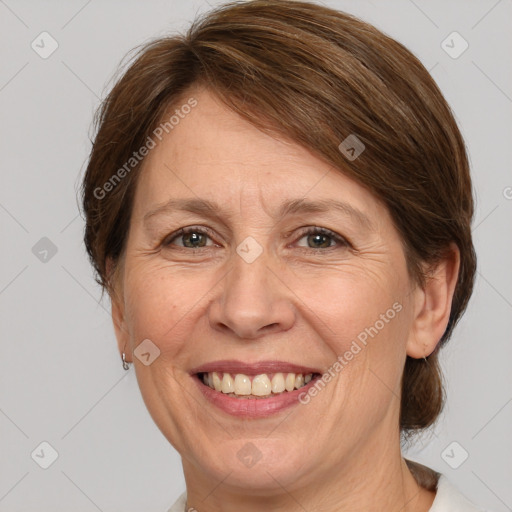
[202,372,314,397]
[285,373,295,392]
[221,373,235,394]
[234,374,251,395]
[252,374,271,396]
[271,373,285,393]
[212,372,222,391]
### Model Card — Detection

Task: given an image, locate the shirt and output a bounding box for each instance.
[167,473,487,511]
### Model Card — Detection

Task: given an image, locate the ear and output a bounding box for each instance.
[406,243,460,359]
[107,257,131,363]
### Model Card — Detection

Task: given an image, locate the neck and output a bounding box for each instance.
[181,428,437,512]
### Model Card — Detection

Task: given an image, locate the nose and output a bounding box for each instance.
[208,249,295,340]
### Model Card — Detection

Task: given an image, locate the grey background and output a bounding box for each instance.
[0,0,510,510]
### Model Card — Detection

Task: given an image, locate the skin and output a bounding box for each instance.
[111,87,460,512]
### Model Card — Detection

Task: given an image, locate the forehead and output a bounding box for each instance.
[132,88,385,224]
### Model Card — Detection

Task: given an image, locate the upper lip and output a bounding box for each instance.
[190,360,322,375]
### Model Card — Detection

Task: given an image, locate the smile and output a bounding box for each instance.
[198,371,315,398]
[190,360,323,417]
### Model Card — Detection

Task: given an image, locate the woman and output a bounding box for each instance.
[82,1,484,510]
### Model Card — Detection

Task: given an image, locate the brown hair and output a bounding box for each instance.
[82,0,476,436]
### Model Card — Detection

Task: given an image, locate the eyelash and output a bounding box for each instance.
[162,225,350,252]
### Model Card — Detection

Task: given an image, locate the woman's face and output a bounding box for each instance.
[114,88,421,493]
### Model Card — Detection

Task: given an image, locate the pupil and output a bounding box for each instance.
[184,232,205,248]
[309,233,330,248]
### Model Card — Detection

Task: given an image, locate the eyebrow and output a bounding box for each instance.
[278,198,374,230]
[143,197,374,230]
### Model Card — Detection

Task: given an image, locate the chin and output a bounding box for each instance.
[194,437,314,493]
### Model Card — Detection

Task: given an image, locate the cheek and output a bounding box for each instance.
[294,267,409,406]
[294,265,407,348]
[122,263,215,352]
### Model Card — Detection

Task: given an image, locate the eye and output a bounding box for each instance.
[162,226,349,251]
[163,226,217,249]
[294,227,349,250]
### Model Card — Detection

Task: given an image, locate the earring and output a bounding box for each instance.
[122,341,131,370]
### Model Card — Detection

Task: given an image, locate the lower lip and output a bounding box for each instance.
[193,375,317,418]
